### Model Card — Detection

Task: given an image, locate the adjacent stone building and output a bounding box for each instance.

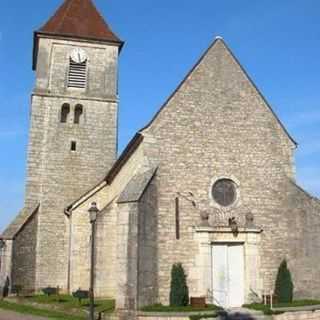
[1,0,320,312]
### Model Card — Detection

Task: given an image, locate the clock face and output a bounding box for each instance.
[70,48,87,64]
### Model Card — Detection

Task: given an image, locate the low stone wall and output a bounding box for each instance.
[104,309,320,320]
[273,310,320,320]
[104,311,212,320]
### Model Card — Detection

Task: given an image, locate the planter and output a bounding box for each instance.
[190,297,206,309]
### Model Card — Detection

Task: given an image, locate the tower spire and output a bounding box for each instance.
[33,0,123,69]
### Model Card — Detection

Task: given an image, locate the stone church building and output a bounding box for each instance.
[1,0,320,311]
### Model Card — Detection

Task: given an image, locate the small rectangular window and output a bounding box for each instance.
[71,141,77,151]
[68,60,87,89]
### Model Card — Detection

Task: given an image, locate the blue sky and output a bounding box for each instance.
[0,0,319,232]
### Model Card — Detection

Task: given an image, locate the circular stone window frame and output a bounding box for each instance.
[209,175,241,211]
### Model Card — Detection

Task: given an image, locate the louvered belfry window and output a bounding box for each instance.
[68,59,87,89]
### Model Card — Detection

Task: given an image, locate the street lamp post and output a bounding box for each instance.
[88,202,99,320]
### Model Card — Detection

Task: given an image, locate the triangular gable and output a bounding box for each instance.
[141,37,297,147]
[65,37,298,212]
[1,204,39,240]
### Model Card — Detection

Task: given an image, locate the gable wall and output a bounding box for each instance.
[141,40,297,303]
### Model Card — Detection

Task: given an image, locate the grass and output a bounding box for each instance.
[0,300,85,320]
[140,303,220,313]
[243,300,320,315]
[25,294,115,314]
[273,300,320,308]
[0,294,115,319]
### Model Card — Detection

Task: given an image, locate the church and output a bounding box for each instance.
[1,0,320,311]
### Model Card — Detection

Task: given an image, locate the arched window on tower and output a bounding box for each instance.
[60,103,70,123]
[74,104,83,124]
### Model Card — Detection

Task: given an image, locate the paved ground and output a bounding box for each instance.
[0,310,49,320]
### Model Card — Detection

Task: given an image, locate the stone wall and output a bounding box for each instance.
[70,37,320,309]
[69,140,146,299]
[274,310,320,320]
[69,200,118,297]
[284,181,320,299]
[0,240,13,292]
[24,37,119,291]
[34,37,119,99]
[95,203,119,297]
[140,38,298,303]
[138,177,159,307]
[11,212,38,291]
[117,202,139,310]
[105,310,320,320]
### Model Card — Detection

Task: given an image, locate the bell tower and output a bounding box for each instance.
[25,0,123,290]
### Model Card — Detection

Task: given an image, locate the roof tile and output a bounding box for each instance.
[38,0,122,44]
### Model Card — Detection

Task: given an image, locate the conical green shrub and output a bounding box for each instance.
[169,263,189,306]
[275,259,294,303]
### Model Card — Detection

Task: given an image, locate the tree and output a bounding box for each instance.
[275,259,294,303]
[169,263,189,306]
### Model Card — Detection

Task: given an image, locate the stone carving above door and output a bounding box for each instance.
[199,207,257,229]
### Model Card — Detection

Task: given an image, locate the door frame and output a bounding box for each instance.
[194,226,263,306]
[211,241,245,308]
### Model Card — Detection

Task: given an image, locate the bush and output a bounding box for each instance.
[275,259,294,303]
[169,263,189,307]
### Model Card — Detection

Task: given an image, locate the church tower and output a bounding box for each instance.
[14,0,122,291]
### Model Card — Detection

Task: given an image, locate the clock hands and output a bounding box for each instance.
[70,48,86,63]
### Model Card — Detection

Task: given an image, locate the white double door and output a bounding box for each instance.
[212,243,245,308]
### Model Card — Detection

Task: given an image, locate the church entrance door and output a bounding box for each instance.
[212,243,244,308]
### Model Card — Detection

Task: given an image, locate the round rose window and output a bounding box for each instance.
[212,179,237,207]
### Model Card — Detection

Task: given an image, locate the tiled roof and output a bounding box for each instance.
[117,167,157,204]
[37,0,122,44]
